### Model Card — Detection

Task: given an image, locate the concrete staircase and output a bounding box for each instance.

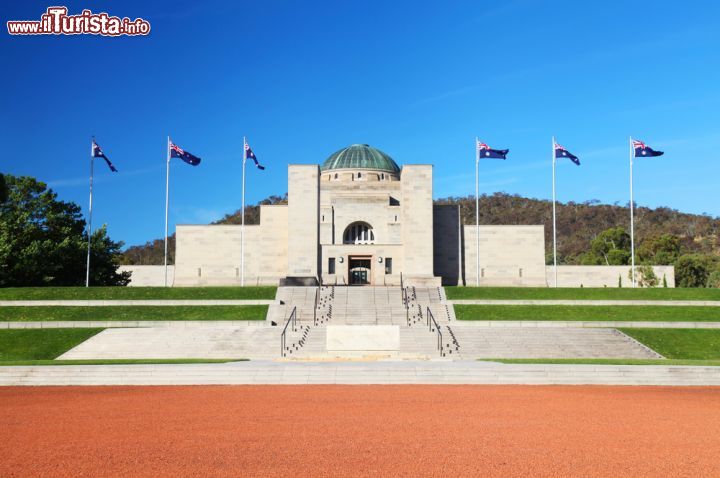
[268,285,452,326]
[446,326,662,360]
[270,285,460,359]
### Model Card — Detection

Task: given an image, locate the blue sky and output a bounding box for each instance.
[2,0,719,247]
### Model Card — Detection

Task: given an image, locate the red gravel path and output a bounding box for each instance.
[1,385,720,477]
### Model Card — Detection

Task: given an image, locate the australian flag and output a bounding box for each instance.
[554,143,580,165]
[92,139,118,172]
[633,139,664,158]
[244,141,265,170]
[170,141,201,166]
[476,140,509,159]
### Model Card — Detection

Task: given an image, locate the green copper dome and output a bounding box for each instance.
[321,144,400,173]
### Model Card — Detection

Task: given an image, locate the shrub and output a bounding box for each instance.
[674,255,711,288]
[707,271,720,289]
[629,266,659,288]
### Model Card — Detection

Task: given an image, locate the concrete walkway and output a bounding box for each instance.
[451,299,720,306]
[3,320,720,329]
[0,300,273,306]
[2,360,720,386]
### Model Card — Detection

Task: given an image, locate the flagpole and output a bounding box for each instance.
[86,138,94,288]
[629,136,636,288]
[475,137,480,287]
[552,136,558,288]
[164,136,171,287]
[241,136,246,287]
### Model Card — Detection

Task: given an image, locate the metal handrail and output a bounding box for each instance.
[427,307,443,356]
[400,273,409,324]
[280,306,297,357]
[313,286,319,326]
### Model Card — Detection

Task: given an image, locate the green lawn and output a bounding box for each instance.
[483,358,720,366]
[0,329,103,360]
[0,286,277,301]
[0,305,268,321]
[620,328,720,360]
[446,286,720,301]
[454,305,720,322]
[0,358,246,366]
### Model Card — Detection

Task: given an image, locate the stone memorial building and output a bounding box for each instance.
[173,143,552,287]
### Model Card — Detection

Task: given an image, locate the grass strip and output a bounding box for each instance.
[446,286,720,301]
[0,305,268,321]
[619,328,720,360]
[454,305,720,322]
[0,286,277,301]
[0,358,247,366]
[0,329,104,360]
[482,358,720,366]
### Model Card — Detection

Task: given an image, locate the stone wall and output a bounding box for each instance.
[546,265,676,288]
[287,165,319,278]
[173,205,288,286]
[462,225,547,286]
[118,265,174,287]
[401,165,434,282]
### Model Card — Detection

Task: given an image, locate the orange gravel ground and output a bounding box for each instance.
[1,385,720,477]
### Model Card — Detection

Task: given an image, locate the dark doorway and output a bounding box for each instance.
[349,257,371,285]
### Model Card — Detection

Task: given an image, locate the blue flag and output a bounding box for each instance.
[170,141,201,166]
[554,143,580,165]
[92,139,118,172]
[244,141,265,170]
[633,139,664,158]
[477,141,509,159]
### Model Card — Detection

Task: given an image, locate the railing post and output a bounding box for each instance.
[313,286,319,326]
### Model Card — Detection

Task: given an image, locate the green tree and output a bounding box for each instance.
[0,174,130,287]
[580,227,631,265]
[707,270,720,288]
[638,234,681,265]
[674,254,710,288]
[0,173,7,203]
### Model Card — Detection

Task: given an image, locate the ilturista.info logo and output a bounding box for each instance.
[7,6,151,36]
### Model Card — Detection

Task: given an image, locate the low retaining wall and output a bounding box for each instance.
[118,265,174,287]
[545,265,675,288]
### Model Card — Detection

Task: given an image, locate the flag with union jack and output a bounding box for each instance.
[169,140,201,166]
[476,140,509,159]
[633,139,664,158]
[554,142,580,165]
[92,139,118,172]
[244,141,265,170]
